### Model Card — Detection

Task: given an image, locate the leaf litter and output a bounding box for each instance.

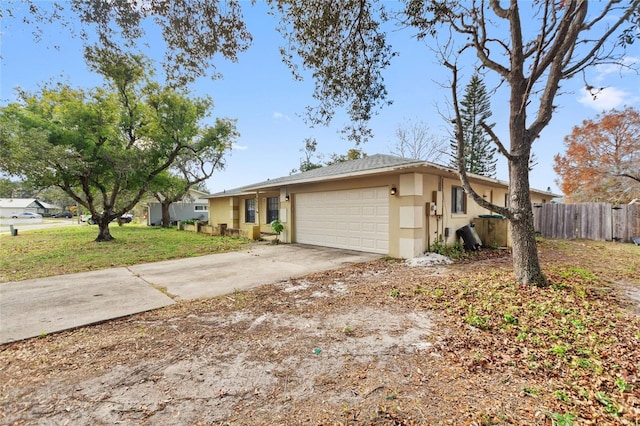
[0,239,638,425]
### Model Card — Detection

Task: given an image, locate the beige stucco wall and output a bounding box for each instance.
[208,191,281,237]
[433,176,510,246]
[208,198,238,229]
[208,167,552,257]
[392,172,512,255]
[530,192,552,205]
[272,171,512,258]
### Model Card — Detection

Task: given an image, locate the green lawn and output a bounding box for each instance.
[0,224,249,282]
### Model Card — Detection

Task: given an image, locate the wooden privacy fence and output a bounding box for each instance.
[533,203,640,243]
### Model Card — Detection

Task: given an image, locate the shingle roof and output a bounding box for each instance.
[207,153,560,198]
[209,154,426,197]
[0,198,45,209]
[39,201,59,209]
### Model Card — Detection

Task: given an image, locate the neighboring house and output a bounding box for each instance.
[38,201,60,217]
[207,154,559,258]
[0,198,48,218]
[146,188,211,226]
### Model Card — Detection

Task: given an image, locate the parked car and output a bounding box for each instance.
[52,211,73,218]
[11,212,43,219]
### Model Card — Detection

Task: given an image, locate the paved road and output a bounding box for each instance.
[0,244,380,344]
[0,218,82,234]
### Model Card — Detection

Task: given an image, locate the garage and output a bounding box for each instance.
[294,187,389,254]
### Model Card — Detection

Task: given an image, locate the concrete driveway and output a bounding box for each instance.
[0,244,380,344]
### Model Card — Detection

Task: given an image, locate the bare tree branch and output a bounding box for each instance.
[445,60,509,218]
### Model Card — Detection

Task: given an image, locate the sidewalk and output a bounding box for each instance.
[0,244,380,344]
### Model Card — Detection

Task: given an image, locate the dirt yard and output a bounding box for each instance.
[1,240,639,425]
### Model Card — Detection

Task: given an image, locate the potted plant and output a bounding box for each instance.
[270,219,284,244]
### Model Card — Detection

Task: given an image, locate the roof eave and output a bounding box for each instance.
[204,159,561,199]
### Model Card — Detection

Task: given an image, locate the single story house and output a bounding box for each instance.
[39,201,60,216]
[206,154,558,258]
[0,198,49,218]
[147,188,210,226]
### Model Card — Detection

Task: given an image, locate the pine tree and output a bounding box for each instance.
[450,74,497,177]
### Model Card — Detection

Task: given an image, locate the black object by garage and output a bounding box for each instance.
[457,225,482,250]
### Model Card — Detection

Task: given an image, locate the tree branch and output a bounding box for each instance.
[617,173,640,183]
[479,122,512,160]
[563,0,639,77]
[445,60,509,218]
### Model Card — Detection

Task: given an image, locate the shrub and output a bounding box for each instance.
[430,238,467,260]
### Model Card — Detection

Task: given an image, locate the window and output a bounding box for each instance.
[194,205,208,212]
[267,197,279,223]
[245,198,255,223]
[452,186,466,214]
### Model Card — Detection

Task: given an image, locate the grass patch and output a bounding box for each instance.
[0,224,249,282]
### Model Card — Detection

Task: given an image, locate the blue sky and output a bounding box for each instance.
[1,2,638,195]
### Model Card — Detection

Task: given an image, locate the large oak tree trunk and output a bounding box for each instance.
[95,219,114,242]
[161,201,172,227]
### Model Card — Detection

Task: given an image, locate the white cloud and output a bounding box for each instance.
[577,86,631,111]
[592,57,639,82]
[273,111,291,121]
[231,144,249,151]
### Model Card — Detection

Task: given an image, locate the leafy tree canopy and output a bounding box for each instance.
[1,0,253,86]
[291,139,367,173]
[0,48,235,240]
[553,107,640,204]
[0,178,34,199]
[291,137,324,174]
[149,118,239,227]
[325,148,367,166]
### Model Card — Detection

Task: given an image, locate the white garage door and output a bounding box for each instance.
[294,187,389,254]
